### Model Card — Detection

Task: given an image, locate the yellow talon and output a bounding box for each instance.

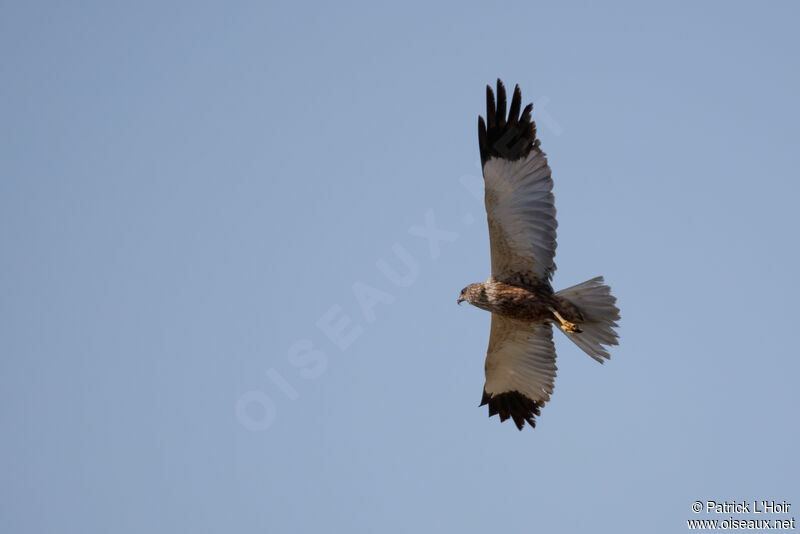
[551,309,583,334]
[560,321,582,334]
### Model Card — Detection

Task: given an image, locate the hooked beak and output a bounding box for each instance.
[457,296,465,306]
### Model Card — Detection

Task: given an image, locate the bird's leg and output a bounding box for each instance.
[550,308,582,334]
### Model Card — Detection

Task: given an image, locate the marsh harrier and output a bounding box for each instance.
[458,80,620,430]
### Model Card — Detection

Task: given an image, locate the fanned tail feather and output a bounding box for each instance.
[555,276,620,363]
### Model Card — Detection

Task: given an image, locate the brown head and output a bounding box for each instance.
[457,282,490,310]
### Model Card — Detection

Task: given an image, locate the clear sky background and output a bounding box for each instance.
[2,1,799,532]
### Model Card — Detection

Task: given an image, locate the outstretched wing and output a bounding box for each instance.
[481,314,557,430]
[478,79,557,285]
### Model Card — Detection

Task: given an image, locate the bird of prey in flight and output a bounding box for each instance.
[458,79,620,431]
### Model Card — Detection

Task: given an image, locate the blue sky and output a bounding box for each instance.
[2,1,799,532]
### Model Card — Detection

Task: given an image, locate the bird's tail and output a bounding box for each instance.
[555,276,620,363]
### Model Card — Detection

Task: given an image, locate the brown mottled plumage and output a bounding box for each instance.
[459,280,583,324]
[459,80,620,431]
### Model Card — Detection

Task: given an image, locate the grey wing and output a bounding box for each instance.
[483,151,557,284]
[478,79,557,286]
[481,314,557,430]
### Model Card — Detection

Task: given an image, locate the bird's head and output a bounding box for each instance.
[457,283,489,308]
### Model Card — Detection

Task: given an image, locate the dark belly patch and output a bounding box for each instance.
[485,281,583,323]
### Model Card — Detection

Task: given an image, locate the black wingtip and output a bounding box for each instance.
[495,79,507,129]
[485,85,496,129]
[508,85,522,125]
[478,79,540,167]
[481,390,542,431]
